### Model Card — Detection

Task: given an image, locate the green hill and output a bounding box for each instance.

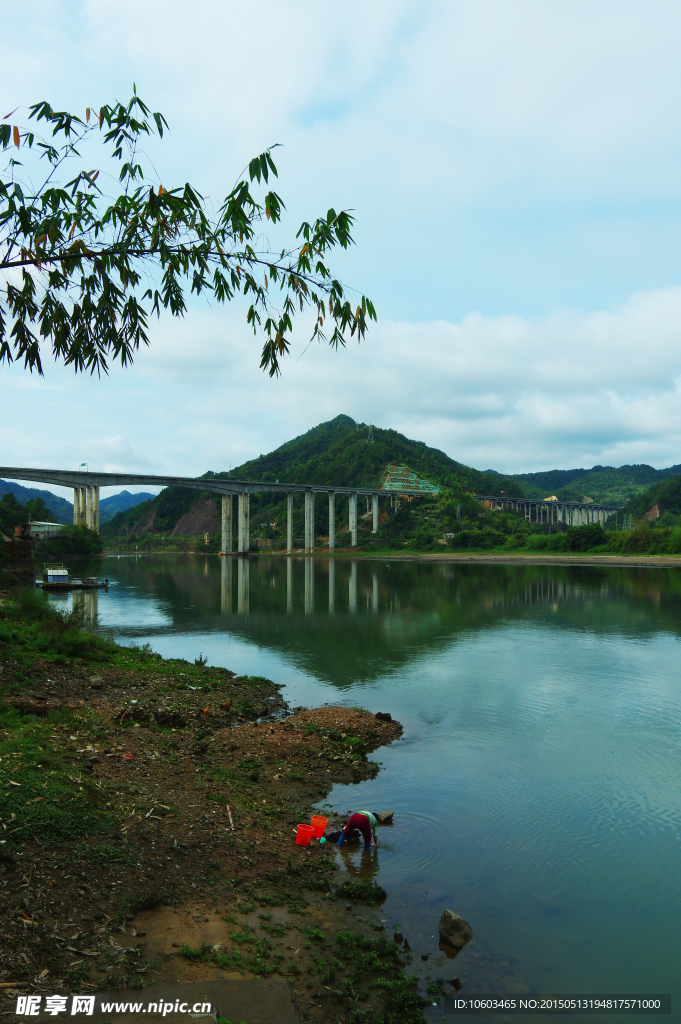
[99,490,156,523]
[511,464,681,504]
[102,415,523,546]
[0,479,72,523]
[625,474,681,521]
[209,415,521,493]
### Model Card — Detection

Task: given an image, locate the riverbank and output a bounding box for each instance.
[103,546,681,567]
[0,592,421,1024]
[352,551,681,567]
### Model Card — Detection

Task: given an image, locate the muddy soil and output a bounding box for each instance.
[0,640,407,1022]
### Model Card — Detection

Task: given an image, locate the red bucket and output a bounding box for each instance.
[310,815,328,839]
[296,824,314,847]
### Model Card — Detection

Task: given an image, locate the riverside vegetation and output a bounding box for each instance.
[0,492,104,563]
[0,589,428,1024]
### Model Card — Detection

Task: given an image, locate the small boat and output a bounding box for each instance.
[36,563,109,590]
[80,577,109,589]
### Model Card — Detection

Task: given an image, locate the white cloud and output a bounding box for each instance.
[2,287,681,484]
[2,2,681,479]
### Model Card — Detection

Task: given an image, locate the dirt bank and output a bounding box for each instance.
[0,600,421,1023]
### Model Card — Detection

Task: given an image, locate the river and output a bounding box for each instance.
[55,554,681,1018]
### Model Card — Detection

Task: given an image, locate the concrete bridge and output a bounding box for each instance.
[473,493,621,525]
[0,466,427,554]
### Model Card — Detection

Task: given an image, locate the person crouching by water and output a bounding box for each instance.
[336,811,379,851]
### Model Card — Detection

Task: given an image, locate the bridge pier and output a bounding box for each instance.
[304,558,314,614]
[349,561,357,613]
[220,557,232,613]
[83,486,100,532]
[304,490,315,553]
[286,493,294,553]
[349,493,358,547]
[286,557,293,613]
[220,495,233,554]
[237,557,249,613]
[372,493,379,533]
[328,558,335,613]
[328,492,336,550]
[237,493,250,553]
[372,572,379,612]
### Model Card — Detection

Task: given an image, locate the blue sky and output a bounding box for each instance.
[2,0,681,493]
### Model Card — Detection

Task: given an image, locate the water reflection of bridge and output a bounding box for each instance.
[220,557,656,619]
[220,556,375,616]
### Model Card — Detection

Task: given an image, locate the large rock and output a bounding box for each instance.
[438,909,473,949]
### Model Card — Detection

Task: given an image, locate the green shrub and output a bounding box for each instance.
[37,525,104,560]
[667,527,681,554]
[565,523,607,551]
[526,534,548,550]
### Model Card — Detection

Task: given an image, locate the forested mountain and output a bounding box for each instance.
[625,474,681,521]
[209,415,521,493]
[99,490,156,523]
[0,481,154,525]
[0,480,72,522]
[102,415,523,544]
[509,463,681,504]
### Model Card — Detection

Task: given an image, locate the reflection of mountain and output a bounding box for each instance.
[102,556,681,687]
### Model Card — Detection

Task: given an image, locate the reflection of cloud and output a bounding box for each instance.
[3,287,681,477]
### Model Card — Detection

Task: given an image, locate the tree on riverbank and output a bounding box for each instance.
[1,91,374,377]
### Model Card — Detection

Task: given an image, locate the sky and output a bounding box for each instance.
[2,0,681,497]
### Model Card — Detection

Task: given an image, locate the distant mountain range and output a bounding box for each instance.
[503,464,681,505]
[0,481,154,524]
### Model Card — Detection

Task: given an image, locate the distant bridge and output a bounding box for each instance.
[0,466,429,553]
[472,493,622,526]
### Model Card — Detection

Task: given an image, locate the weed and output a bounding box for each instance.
[375,975,426,1024]
[305,925,326,942]
[313,955,342,983]
[181,941,213,961]
[62,965,90,991]
[260,923,285,937]
[113,891,161,925]
[336,880,386,904]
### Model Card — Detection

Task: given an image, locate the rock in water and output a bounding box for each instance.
[438,909,473,949]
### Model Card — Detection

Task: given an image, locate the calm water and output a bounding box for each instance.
[57,555,681,1018]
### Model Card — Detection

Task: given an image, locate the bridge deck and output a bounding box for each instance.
[0,467,430,498]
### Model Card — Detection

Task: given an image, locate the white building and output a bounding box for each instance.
[24,521,67,540]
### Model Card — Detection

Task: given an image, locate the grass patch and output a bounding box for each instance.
[336,880,387,904]
[0,588,117,664]
[181,941,213,962]
[0,704,117,844]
